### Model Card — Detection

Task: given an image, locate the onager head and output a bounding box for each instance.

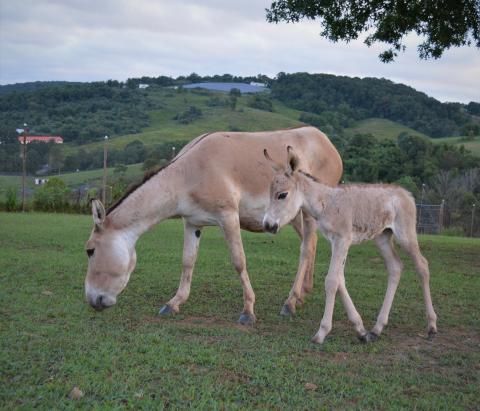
[84,200,137,310]
[263,146,304,234]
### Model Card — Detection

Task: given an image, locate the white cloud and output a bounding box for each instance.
[0,0,479,102]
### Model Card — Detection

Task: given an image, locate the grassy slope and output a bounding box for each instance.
[344,118,480,155]
[344,118,430,140]
[65,89,304,153]
[432,136,480,156]
[1,213,478,409]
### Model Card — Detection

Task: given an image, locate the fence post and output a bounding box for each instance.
[439,199,445,234]
[471,204,476,237]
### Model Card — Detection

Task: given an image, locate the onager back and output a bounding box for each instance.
[263,147,437,344]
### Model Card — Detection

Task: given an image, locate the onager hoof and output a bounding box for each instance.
[158,305,175,315]
[280,304,295,316]
[427,329,437,341]
[237,312,256,326]
[311,334,325,344]
[358,332,379,343]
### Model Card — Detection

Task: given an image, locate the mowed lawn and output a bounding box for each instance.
[0,213,479,410]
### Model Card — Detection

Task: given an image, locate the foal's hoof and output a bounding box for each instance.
[427,329,437,341]
[358,332,379,343]
[158,305,174,315]
[237,313,256,326]
[280,304,295,316]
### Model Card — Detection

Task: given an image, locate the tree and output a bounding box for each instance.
[266,1,480,62]
[229,88,241,111]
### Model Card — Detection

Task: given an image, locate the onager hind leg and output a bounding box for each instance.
[282,211,318,315]
[369,230,404,339]
[395,226,438,339]
[312,237,351,344]
[221,214,256,325]
[159,220,201,315]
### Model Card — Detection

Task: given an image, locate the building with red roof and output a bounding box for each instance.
[18,136,63,144]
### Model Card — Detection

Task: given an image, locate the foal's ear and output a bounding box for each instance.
[91,199,106,229]
[263,149,283,172]
[287,146,300,173]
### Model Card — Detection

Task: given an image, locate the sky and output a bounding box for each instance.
[1,0,479,103]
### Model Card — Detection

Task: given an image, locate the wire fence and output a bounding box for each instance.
[417,201,478,237]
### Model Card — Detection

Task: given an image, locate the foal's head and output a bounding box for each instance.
[263,146,304,234]
[84,200,137,310]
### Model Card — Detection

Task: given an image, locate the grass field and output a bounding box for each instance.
[433,135,480,156]
[1,213,479,409]
[0,164,145,202]
[344,118,431,141]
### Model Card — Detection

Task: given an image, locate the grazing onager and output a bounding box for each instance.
[84,127,342,324]
[263,146,437,343]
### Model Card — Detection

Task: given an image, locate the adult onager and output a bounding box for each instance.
[84,127,342,324]
[263,146,437,343]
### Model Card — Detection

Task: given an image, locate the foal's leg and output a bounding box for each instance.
[312,237,350,344]
[396,229,437,338]
[370,231,404,339]
[282,211,318,315]
[337,274,368,341]
[159,220,201,314]
[220,213,256,325]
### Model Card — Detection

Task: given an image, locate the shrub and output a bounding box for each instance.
[33,178,70,211]
[5,186,18,211]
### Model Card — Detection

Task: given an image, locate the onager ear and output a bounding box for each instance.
[287,146,300,173]
[91,199,106,229]
[263,149,283,172]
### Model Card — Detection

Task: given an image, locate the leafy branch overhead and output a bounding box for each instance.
[266,0,480,62]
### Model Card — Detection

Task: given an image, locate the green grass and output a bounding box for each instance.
[0,164,145,202]
[344,118,431,140]
[1,213,479,409]
[66,89,303,153]
[432,135,480,156]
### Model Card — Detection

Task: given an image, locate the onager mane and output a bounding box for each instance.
[106,132,213,215]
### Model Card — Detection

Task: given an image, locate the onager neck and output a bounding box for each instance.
[106,166,181,241]
[298,171,333,219]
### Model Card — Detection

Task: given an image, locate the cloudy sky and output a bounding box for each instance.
[1,0,479,103]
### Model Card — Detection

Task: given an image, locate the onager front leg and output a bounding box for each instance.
[221,214,256,325]
[312,237,351,344]
[159,220,201,315]
[282,211,318,315]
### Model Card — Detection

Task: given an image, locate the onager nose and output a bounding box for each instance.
[90,294,107,311]
[263,221,279,234]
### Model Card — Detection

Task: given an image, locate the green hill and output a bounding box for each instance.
[432,136,480,156]
[344,118,430,140]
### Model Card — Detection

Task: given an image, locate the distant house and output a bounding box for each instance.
[18,135,63,144]
[250,81,267,87]
[34,178,49,185]
[138,84,149,89]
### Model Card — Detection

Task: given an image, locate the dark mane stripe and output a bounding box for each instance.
[106,132,212,215]
[298,169,319,182]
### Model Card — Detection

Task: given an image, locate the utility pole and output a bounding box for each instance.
[102,135,108,205]
[21,123,28,212]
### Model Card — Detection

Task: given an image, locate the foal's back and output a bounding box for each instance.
[323,184,416,244]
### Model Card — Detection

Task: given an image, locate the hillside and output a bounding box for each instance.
[272,73,478,138]
[344,118,431,140]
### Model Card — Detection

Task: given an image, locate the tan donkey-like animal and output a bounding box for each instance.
[263,146,437,343]
[84,127,342,324]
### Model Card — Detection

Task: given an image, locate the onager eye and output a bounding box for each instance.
[86,249,95,258]
[277,192,288,200]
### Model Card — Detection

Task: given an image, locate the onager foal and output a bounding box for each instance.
[263,147,437,344]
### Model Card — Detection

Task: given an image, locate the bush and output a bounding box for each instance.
[33,178,70,211]
[5,186,18,211]
[247,94,273,111]
[173,106,202,124]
